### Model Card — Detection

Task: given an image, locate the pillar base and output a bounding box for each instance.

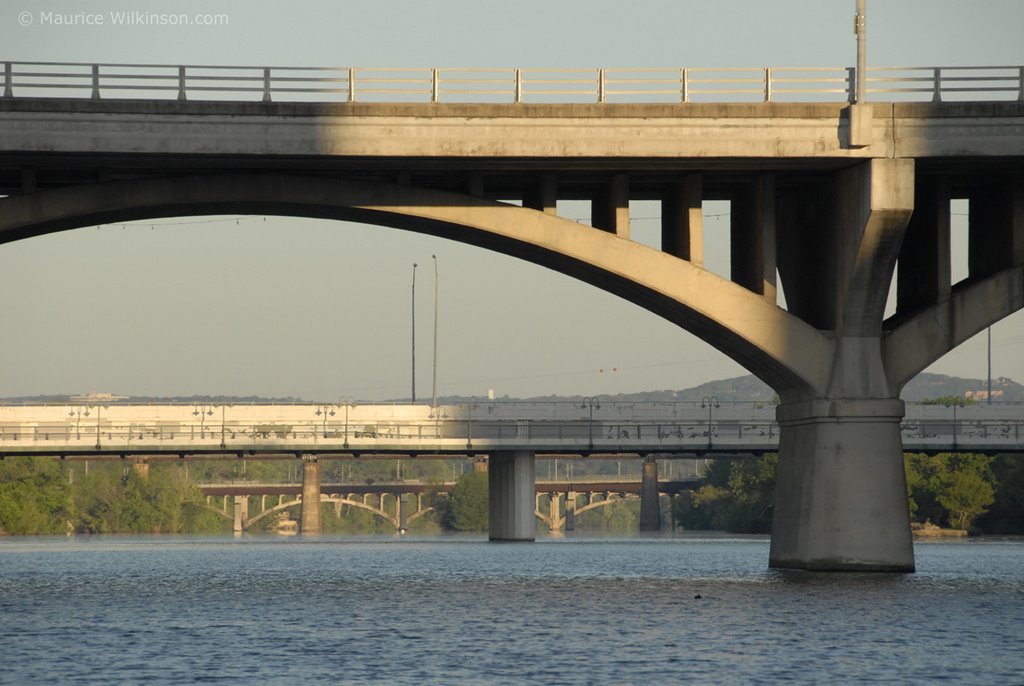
[770,399,914,572]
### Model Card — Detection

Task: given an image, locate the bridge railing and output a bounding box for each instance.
[3,61,1022,104]
[3,416,1024,454]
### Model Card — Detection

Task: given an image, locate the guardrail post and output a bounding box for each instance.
[847,66,857,104]
[262,67,272,103]
[91,64,100,100]
[680,67,689,103]
[514,68,522,103]
[348,67,356,102]
[431,67,439,103]
[932,67,942,102]
[764,67,772,102]
[177,66,187,101]
[3,62,12,98]
[597,68,606,103]
[1018,66,1024,102]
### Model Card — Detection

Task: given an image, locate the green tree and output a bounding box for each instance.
[445,472,488,531]
[976,455,1024,534]
[0,458,75,534]
[904,452,996,530]
[672,454,777,533]
[938,469,995,530]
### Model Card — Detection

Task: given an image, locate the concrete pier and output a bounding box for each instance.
[488,451,535,542]
[639,458,661,532]
[233,495,249,534]
[770,400,913,571]
[564,491,576,532]
[299,455,322,535]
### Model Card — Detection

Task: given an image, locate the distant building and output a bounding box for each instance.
[69,392,129,402]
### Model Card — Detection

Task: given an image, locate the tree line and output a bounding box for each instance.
[673,451,1024,535]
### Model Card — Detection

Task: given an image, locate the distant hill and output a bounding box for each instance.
[452,372,1024,404]
[4,373,1021,405]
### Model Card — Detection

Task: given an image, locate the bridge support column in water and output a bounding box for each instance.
[398,493,410,531]
[300,455,322,535]
[639,457,661,532]
[488,451,535,541]
[770,399,913,572]
[564,491,576,532]
[233,495,249,534]
[769,160,917,571]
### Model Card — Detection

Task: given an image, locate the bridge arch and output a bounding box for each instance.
[0,173,829,400]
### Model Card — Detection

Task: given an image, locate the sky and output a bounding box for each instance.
[1,0,1023,401]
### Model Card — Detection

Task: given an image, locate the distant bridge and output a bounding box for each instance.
[2,401,1024,458]
[196,477,701,534]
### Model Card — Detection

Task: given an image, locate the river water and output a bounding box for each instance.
[1,534,1022,685]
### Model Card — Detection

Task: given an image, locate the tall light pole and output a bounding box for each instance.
[701,395,719,451]
[987,326,993,405]
[431,254,439,410]
[411,262,418,403]
[581,397,600,451]
[855,0,867,103]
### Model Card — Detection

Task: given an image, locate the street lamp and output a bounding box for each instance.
[68,405,89,440]
[854,0,867,104]
[701,395,719,450]
[338,397,356,448]
[411,262,417,403]
[431,254,439,410]
[581,397,601,451]
[89,404,109,450]
[193,404,214,438]
[315,404,336,438]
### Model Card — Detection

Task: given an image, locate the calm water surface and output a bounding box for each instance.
[1,534,1022,684]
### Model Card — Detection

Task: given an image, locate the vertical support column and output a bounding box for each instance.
[639,457,661,531]
[592,174,630,239]
[970,178,1024,277]
[233,496,247,534]
[398,493,410,532]
[300,455,322,535]
[488,451,536,542]
[548,493,562,532]
[564,491,577,532]
[898,175,951,314]
[731,175,777,299]
[661,175,703,266]
[523,174,557,215]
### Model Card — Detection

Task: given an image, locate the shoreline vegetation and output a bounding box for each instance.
[1,449,1021,537]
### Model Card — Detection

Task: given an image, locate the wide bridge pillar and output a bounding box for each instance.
[299,455,322,535]
[488,451,535,542]
[770,399,913,572]
[771,158,916,571]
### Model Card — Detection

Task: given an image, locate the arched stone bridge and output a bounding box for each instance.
[198,476,700,534]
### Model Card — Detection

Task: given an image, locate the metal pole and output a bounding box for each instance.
[855,0,867,103]
[431,254,439,410]
[988,326,992,405]
[411,262,417,402]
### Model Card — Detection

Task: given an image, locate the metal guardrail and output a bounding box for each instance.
[2,61,1022,104]
[3,417,1024,455]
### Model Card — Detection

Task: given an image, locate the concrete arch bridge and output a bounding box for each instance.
[199,475,697,534]
[2,62,1024,570]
